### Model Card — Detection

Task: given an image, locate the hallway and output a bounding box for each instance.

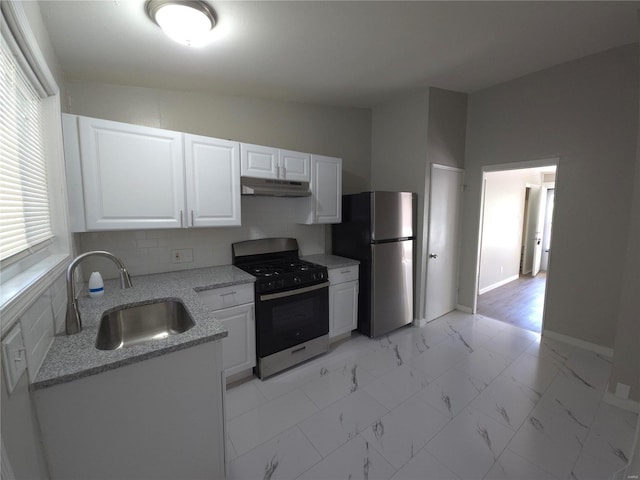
[476,273,546,333]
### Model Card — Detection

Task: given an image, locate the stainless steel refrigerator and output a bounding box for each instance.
[332,191,416,338]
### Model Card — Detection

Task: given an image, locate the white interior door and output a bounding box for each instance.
[426,164,464,322]
[532,186,548,276]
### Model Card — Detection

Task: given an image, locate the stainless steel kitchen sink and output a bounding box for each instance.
[95,300,195,350]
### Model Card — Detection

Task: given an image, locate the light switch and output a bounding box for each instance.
[2,323,27,394]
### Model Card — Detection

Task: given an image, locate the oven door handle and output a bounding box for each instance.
[260,281,330,302]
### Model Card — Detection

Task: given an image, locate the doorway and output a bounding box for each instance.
[475,162,557,333]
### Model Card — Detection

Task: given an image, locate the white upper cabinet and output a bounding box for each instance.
[78,115,185,230]
[298,155,342,224]
[279,149,311,182]
[64,114,241,231]
[240,143,310,182]
[185,134,241,227]
[240,143,279,179]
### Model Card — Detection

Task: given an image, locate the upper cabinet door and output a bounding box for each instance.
[312,155,342,224]
[240,143,278,179]
[185,134,241,227]
[78,116,184,230]
[279,149,310,182]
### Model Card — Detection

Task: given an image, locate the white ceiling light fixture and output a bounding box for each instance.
[146,0,216,47]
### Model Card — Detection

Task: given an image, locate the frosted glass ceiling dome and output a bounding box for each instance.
[146,0,216,47]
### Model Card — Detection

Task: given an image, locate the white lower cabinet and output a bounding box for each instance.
[198,284,255,378]
[33,341,225,480]
[328,265,359,338]
[215,303,255,377]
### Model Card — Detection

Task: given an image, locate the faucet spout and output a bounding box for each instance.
[65,251,132,335]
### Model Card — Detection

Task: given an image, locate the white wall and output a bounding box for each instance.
[478,169,541,293]
[460,44,639,349]
[609,61,640,402]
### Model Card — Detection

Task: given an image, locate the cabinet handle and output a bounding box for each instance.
[191,210,195,226]
[341,270,351,274]
[276,164,281,178]
[221,291,237,296]
[180,210,183,228]
[282,165,287,178]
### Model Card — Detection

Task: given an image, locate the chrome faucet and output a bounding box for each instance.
[66,251,133,334]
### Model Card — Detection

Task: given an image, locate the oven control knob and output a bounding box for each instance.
[294,276,301,285]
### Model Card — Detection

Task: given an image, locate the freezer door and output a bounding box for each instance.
[370,239,413,337]
[371,191,415,241]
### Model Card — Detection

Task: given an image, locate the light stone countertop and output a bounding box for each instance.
[32,265,255,391]
[302,254,360,270]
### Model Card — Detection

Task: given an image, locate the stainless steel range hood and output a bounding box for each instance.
[241,177,311,197]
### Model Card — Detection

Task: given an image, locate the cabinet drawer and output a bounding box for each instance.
[198,283,254,311]
[328,265,359,285]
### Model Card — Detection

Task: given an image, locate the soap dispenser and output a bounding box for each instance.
[88,271,104,298]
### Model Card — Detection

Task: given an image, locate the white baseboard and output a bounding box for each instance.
[478,274,519,295]
[542,329,614,357]
[329,331,353,344]
[603,391,640,414]
[456,305,473,314]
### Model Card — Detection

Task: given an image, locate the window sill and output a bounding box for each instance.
[0,253,70,337]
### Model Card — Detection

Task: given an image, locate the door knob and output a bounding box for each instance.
[429,253,438,259]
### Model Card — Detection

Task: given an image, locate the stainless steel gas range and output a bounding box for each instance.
[232,238,329,379]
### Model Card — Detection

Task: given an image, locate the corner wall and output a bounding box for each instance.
[608,43,640,402]
[460,44,639,349]
[371,87,467,320]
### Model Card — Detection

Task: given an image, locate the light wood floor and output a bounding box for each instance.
[476,272,547,333]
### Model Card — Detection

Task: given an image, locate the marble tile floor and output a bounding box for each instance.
[225,311,637,480]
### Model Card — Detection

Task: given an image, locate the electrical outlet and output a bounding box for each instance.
[171,248,194,264]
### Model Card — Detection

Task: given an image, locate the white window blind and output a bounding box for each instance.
[0,34,53,262]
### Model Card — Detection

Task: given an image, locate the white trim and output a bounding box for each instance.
[0,1,57,95]
[432,163,464,173]
[603,391,640,414]
[473,157,561,326]
[456,304,473,314]
[413,318,428,327]
[478,274,519,295]
[482,157,560,173]
[0,254,69,337]
[542,329,614,357]
[0,0,72,337]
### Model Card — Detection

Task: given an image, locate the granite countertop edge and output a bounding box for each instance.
[302,253,360,269]
[31,265,255,391]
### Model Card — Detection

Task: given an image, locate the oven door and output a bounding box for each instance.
[255,281,329,358]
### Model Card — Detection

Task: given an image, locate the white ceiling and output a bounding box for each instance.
[38,1,639,108]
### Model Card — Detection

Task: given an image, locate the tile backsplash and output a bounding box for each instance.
[77,197,326,280]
